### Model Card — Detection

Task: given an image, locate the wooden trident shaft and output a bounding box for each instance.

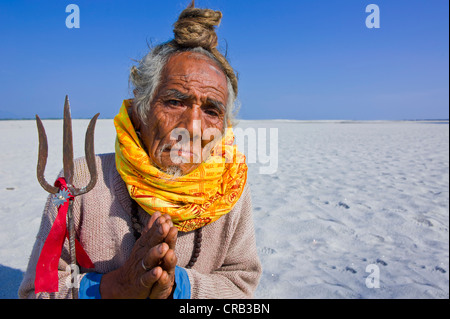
[35,95,99,298]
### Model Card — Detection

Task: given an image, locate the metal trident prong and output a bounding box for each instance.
[36,95,99,195]
[35,95,99,298]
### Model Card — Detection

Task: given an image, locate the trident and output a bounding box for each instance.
[35,95,99,298]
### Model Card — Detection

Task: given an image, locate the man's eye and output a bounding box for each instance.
[204,108,220,117]
[167,100,182,107]
[205,110,219,117]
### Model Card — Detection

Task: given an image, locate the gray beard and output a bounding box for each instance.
[155,144,186,180]
[164,165,183,179]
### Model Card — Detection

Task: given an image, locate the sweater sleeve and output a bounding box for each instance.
[184,186,262,299]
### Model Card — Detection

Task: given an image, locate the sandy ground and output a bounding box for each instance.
[0,119,448,298]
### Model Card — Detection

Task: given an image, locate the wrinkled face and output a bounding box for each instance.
[135,52,228,175]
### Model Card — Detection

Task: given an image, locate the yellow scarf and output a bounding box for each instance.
[114,100,248,232]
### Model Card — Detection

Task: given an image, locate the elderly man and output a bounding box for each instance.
[19,4,261,299]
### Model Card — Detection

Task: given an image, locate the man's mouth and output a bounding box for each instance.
[177,149,194,157]
[161,144,201,163]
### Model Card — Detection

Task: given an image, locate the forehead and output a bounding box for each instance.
[161,52,228,100]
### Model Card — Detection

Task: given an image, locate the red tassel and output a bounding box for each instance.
[35,177,94,294]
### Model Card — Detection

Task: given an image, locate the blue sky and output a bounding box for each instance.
[0,0,448,120]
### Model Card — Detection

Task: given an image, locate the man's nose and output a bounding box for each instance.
[181,106,202,140]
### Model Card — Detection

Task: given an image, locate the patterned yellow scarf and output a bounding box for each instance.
[114,100,248,232]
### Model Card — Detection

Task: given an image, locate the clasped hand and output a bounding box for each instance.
[100,212,178,299]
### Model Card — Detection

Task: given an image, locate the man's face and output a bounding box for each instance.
[137,52,229,175]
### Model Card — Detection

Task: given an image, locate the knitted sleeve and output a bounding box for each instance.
[184,185,262,298]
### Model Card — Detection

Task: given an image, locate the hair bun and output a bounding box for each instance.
[173,7,222,50]
[171,2,239,97]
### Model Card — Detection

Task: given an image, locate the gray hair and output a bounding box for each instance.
[129,44,239,128]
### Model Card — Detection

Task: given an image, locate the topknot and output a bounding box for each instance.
[173,6,222,50]
[171,1,238,96]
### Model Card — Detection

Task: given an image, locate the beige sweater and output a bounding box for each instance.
[19,153,261,299]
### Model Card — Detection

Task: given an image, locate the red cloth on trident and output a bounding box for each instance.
[35,177,94,293]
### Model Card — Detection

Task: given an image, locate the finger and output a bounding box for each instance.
[158,219,171,236]
[164,226,178,250]
[138,215,169,249]
[160,214,175,230]
[160,249,177,274]
[154,214,173,233]
[153,214,171,234]
[141,211,162,235]
[140,266,162,289]
[142,242,169,271]
[159,270,170,285]
[149,270,174,299]
[161,214,173,225]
